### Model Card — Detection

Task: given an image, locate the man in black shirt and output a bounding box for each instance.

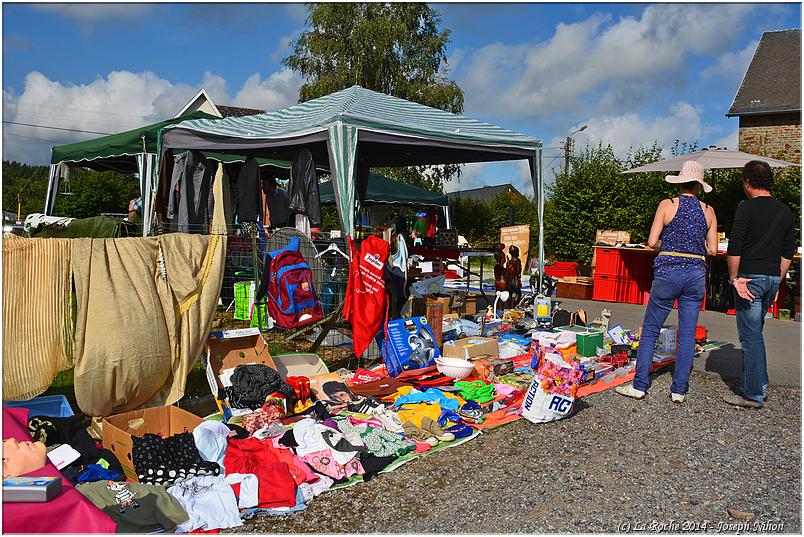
[724,160,796,409]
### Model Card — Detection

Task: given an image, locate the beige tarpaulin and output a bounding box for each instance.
[2,234,74,400]
[71,233,226,417]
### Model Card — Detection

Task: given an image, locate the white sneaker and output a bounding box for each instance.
[671,392,685,404]
[615,383,646,399]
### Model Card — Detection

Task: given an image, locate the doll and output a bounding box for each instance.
[506,245,523,307]
[2,437,48,478]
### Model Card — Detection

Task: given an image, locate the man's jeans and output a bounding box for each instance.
[633,270,706,394]
[734,274,781,403]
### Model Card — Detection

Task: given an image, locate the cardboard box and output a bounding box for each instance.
[382,317,440,377]
[102,406,204,481]
[206,329,277,399]
[425,300,445,345]
[471,357,515,380]
[442,336,498,360]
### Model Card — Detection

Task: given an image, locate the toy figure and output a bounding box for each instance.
[493,245,508,292]
[506,245,523,307]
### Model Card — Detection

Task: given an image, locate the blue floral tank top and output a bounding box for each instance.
[653,195,708,275]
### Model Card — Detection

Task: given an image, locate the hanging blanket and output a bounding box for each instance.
[71,233,226,416]
[2,234,74,400]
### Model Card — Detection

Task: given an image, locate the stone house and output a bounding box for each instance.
[726,28,801,163]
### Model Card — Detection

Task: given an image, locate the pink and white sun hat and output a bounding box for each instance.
[664,160,713,193]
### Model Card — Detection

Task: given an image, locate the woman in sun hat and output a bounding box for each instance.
[616,160,718,404]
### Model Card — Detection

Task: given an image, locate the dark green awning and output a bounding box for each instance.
[319,173,448,207]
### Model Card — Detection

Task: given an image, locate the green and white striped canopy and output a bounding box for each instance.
[161,85,543,237]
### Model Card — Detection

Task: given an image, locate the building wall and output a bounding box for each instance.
[738,112,802,163]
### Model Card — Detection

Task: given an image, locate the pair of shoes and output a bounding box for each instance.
[370,406,404,434]
[614,383,646,400]
[671,392,685,404]
[421,417,455,442]
[402,421,438,446]
[723,393,763,409]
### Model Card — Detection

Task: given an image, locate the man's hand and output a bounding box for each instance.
[733,277,755,301]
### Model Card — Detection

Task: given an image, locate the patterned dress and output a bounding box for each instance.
[653,195,708,276]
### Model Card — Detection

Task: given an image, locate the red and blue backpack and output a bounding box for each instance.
[257,236,322,329]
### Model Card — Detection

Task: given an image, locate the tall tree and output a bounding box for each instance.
[283,2,464,191]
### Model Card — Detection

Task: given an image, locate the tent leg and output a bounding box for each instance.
[44,164,59,215]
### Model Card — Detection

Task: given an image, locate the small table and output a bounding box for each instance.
[408,246,497,300]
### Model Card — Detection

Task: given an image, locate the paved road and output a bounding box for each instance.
[557,298,801,387]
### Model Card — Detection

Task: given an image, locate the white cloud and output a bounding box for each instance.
[2,69,301,164]
[34,4,155,31]
[445,162,488,192]
[552,101,705,160]
[457,4,758,120]
[701,40,758,84]
[233,69,302,111]
[712,128,739,151]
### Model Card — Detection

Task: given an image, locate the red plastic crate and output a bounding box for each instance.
[593,274,643,304]
[544,261,578,278]
[594,248,626,276]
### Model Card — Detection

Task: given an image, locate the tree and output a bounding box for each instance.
[283,3,464,191]
[543,142,801,265]
[2,161,139,220]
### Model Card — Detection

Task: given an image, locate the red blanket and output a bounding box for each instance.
[2,407,117,534]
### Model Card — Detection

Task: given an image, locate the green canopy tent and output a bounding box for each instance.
[319,172,448,207]
[160,85,546,284]
[47,111,310,236]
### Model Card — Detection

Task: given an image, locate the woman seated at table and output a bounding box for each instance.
[616,161,717,404]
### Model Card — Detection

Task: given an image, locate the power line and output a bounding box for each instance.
[3,131,83,145]
[3,120,112,135]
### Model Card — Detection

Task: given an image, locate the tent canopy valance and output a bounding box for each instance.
[319,173,449,208]
[46,111,315,234]
[161,85,545,286]
[50,111,219,173]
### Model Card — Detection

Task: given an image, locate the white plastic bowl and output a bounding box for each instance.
[435,357,475,380]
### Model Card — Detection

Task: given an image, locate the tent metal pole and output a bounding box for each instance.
[444,204,452,229]
[537,148,544,294]
[44,164,59,215]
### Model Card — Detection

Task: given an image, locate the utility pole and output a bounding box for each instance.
[564,125,588,178]
[564,136,572,178]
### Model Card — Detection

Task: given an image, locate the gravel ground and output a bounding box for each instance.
[226,370,801,534]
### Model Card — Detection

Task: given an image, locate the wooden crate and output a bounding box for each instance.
[556,279,594,300]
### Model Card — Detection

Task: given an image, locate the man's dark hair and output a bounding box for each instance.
[742,160,773,191]
[322,380,350,398]
[262,175,278,187]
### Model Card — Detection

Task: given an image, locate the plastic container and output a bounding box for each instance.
[234,281,255,321]
[4,395,74,418]
[435,357,475,379]
[534,294,551,322]
[544,261,578,279]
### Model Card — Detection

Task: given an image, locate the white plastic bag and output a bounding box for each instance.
[520,379,575,424]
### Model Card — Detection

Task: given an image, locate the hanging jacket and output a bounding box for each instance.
[236,157,261,223]
[287,148,321,227]
[167,150,215,233]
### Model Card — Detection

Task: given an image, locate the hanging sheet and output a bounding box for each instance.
[2,235,74,400]
[70,233,226,416]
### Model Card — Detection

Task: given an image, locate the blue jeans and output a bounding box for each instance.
[633,269,706,394]
[734,274,781,403]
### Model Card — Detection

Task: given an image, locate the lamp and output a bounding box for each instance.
[564,124,588,177]
[493,290,510,320]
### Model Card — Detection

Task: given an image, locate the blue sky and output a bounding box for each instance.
[2,2,800,194]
